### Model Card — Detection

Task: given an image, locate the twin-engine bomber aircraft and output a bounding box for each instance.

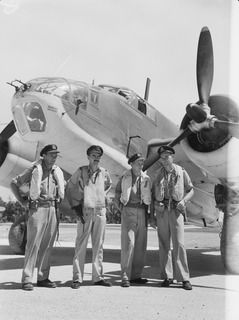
[0,27,239,274]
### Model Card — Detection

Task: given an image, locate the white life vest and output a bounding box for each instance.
[30,159,65,200]
[120,169,151,206]
[83,167,106,208]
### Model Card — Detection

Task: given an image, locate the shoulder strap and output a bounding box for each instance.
[51,168,57,184]
[79,166,89,187]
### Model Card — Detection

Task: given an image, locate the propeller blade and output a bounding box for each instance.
[143,152,161,171]
[0,120,16,167]
[168,127,192,147]
[0,120,16,140]
[143,128,192,171]
[214,120,239,139]
[196,26,214,105]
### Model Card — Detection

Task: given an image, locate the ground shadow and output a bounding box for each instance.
[0,244,227,291]
[1,244,225,277]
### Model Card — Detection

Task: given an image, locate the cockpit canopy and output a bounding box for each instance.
[26,77,89,106]
[99,84,156,121]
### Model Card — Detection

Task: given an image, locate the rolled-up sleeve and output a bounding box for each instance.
[12,167,32,187]
[183,169,193,193]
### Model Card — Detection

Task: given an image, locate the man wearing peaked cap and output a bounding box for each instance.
[40,144,60,157]
[128,153,145,164]
[158,145,175,156]
[150,144,194,290]
[115,153,151,287]
[10,143,65,291]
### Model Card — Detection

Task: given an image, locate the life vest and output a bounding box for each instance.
[18,159,65,201]
[120,169,151,206]
[65,166,108,208]
[81,166,107,208]
[153,164,187,202]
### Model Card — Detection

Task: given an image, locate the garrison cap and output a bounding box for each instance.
[158,145,175,156]
[40,144,60,156]
[87,145,103,156]
[128,153,144,164]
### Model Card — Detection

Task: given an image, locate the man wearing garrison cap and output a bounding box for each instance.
[150,145,194,290]
[65,145,112,288]
[114,153,151,287]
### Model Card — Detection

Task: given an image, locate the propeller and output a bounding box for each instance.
[187,27,239,136]
[144,26,239,172]
[143,26,215,172]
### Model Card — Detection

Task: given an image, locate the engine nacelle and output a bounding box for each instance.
[180,136,239,181]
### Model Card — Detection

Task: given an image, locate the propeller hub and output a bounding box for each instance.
[186,103,207,123]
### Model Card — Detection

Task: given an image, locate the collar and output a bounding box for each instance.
[88,166,101,176]
[162,164,177,176]
[41,160,55,173]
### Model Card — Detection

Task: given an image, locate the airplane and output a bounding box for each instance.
[0,26,239,274]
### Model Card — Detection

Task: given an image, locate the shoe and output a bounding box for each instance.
[94,279,112,287]
[71,281,81,289]
[22,283,34,291]
[130,278,148,284]
[182,281,192,290]
[161,279,173,287]
[37,278,56,288]
[121,279,130,288]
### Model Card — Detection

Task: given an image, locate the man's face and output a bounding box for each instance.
[159,152,174,167]
[88,151,102,167]
[131,158,144,174]
[43,152,58,167]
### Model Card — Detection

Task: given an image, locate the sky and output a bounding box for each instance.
[0,0,238,200]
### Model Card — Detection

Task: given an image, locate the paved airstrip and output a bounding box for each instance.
[0,223,239,320]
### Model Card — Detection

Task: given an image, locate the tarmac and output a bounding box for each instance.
[0,223,239,320]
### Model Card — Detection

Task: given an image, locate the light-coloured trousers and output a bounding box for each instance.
[21,206,57,284]
[156,206,190,281]
[72,207,106,283]
[121,206,147,281]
